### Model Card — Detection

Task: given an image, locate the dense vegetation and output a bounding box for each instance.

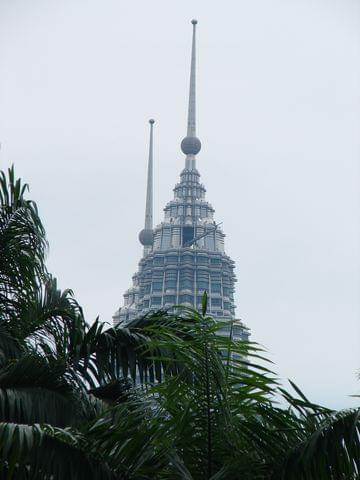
[0,166,359,479]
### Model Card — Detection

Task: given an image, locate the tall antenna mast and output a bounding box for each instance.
[181,20,201,170]
[139,119,155,251]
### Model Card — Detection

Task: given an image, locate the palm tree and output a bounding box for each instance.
[0,166,359,479]
[88,305,360,479]
[0,167,115,478]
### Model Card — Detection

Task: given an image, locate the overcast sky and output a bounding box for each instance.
[1,0,359,409]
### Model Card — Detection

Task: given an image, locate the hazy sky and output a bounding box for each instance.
[0,0,359,409]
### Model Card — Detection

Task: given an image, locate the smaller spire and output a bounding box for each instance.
[139,119,155,247]
[181,19,201,165]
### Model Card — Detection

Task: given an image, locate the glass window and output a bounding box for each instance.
[180,279,193,289]
[165,269,177,277]
[165,280,177,289]
[153,256,164,265]
[143,300,150,308]
[161,227,171,245]
[211,283,221,294]
[151,297,162,306]
[167,256,178,264]
[210,258,221,265]
[179,295,194,304]
[181,255,193,264]
[205,236,215,250]
[211,298,222,307]
[211,274,222,282]
[197,281,209,291]
[152,282,163,292]
[182,226,194,246]
[197,256,208,265]
[164,295,176,304]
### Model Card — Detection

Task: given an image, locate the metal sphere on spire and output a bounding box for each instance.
[181,136,201,155]
[139,228,153,246]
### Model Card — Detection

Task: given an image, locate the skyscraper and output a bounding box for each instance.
[113,20,249,341]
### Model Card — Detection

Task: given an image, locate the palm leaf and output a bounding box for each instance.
[0,422,115,479]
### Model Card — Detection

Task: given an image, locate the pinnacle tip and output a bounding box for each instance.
[149,119,155,124]
[191,19,198,25]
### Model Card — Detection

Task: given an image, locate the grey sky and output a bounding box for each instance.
[0,0,359,409]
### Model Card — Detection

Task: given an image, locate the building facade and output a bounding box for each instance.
[113,20,249,341]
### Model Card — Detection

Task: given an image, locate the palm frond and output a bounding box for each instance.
[87,389,193,479]
[0,422,115,479]
[277,408,360,479]
[0,354,104,427]
[0,167,47,305]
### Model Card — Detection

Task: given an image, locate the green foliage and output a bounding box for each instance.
[0,165,358,479]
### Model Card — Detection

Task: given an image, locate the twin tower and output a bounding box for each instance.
[113,20,249,341]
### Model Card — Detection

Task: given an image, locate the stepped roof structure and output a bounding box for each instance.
[113,20,249,341]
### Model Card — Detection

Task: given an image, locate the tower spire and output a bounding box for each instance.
[187,19,197,138]
[139,119,155,248]
[181,19,201,169]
